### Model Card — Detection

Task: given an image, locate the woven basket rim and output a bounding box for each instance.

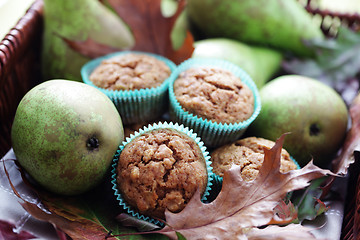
[0,0,359,239]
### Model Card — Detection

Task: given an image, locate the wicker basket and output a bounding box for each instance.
[303,2,360,238]
[303,0,360,36]
[0,0,43,157]
[0,0,359,239]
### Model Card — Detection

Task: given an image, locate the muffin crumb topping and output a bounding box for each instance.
[117,128,208,219]
[211,137,297,181]
[90,53,171,90]
[174,67,254,124]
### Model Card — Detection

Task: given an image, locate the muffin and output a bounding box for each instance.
[169,58,261,147]
[89,53,171,90]
[81,51,176,124]
[174,67,254,124]
[211,137,298,181]
[111,122,213,224]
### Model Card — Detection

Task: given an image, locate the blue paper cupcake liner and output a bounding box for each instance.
[291,156,301,170]
[81,51,177,125]
[168,58,261,148]
[110,121,214,226]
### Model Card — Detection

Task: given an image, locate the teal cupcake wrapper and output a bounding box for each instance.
[291,156,301,170]
[81,51,177,124]
[168,58,261,148]
[111,121,214,226]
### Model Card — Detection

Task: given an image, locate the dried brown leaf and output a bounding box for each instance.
[19,202,107,240]
[3,159,165,240]
[158,135,334,239]
[332,93,360,175]
[2,161,110,240]
[108,0,194,64]
[62,37,122,59]
[65,0,194,64]
[55,228,72,240]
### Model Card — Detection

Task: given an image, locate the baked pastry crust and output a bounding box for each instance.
[90,53,171,90]
[174,67,254,124]
[116,128,208,219]
[211,137,297,181]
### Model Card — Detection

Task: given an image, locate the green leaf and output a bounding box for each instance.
[175,232,187,240]
[314,198,330,216]
[115,213,161,232]
[39,189,165,240]
[291,177,329,222]
[283,27,360,103]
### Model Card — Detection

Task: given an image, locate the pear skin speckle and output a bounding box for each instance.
[11,80,124,195]
[248,75,348,167]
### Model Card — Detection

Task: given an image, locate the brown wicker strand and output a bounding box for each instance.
[341,151,360,240]
[0,0,43,157]
[0,2,359,240]
[355,175,360,239]
[304,1,360,36]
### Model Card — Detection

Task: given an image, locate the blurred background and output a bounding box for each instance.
[0,0,359,40]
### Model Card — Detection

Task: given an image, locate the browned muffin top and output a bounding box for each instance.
[116,128,208,219]
[90,53,171,90]
[211,137,297,181]
[173,67,254,124]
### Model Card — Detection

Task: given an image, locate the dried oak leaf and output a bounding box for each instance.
[3,160,164,240]
[331,93,360,175]
[2,162,108,240]
[62,38,121,59]
[66,0,194,64]
[158,135,334,239]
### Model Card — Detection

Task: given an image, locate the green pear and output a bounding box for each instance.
[192,38,283,88]
[41,0,134,81]
[186,0,324,57]
[11,80,124,195]
[248,75,348,167]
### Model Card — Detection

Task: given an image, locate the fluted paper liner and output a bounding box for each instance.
[111,121,214,226]
[168,58,261,148]
[81,51,177,125]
